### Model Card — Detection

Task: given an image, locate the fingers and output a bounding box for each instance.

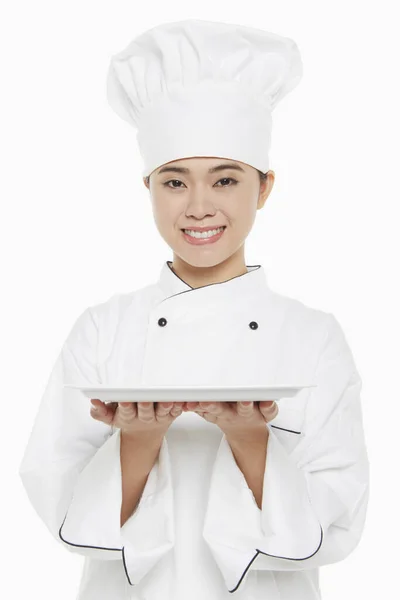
[169,402,184,417]
[193,401,226,420]
[190,400,278,423]
[118,401,137,420]
[259,400,279,421]
[136,402,154,422]
[155,401,172,422]
[156,401,184,421]
[237,400,255,417]
[198,401,223,415]
[136,401,184,422]
[90,399,115,425]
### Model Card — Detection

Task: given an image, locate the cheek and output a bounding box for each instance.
[151,198,178,227]
[229,202,256,232]
[153,210,183,243]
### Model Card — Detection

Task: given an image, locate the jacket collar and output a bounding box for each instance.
[156,260,270,306]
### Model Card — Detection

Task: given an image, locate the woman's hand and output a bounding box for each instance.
[185,400,278,437]
[90,400,184,437]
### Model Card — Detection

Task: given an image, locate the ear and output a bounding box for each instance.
[258,170,275,210]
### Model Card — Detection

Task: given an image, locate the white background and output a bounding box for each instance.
[2,1,398,598]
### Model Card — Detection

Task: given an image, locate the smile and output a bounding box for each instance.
[181,226,226,245]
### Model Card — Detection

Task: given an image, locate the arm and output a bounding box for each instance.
[202,313,370,593]
[225,428,269,510]
[18,307,175,586]
[120,430,164,527]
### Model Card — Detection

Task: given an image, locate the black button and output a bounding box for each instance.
[249,321,259,330]
[158,317,167,327]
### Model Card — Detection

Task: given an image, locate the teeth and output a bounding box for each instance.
[184,227,225,239]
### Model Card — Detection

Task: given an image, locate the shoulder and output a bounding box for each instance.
[274,290,356,373]
[268,287,335,339]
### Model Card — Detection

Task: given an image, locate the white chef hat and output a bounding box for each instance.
[106,19,303,179]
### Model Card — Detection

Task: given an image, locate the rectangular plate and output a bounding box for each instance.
[64,384,317,403]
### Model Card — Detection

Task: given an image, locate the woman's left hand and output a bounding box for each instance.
[184,400,279,436]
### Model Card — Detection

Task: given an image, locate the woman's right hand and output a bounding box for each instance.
[90,399,185,437]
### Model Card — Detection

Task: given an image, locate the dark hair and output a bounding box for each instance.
[145,169,267,186]
[258,170,267,182]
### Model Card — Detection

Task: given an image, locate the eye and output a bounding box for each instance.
[215,177,238,187]
[163,177,238,189]
[163,179,184,188]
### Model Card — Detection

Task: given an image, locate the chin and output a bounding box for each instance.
[176,251,234,270]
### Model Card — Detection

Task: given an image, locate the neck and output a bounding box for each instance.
[169,250,248,289]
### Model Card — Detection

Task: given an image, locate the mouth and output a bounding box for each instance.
[180,226,227,245]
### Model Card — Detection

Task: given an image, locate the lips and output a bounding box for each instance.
[181,226,226,246]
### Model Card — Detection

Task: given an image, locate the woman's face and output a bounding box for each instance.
[143,156,274,270]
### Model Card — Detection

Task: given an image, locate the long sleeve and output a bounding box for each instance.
[18,307,175,586]
[202,313,370,593]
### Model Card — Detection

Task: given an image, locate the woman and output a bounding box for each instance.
[19,19,370,600]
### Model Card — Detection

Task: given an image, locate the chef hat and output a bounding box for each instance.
[106,19,303,178]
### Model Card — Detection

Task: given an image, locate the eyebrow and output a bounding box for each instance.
[156,162,246,176]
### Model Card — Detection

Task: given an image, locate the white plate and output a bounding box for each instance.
[64,384,316,403]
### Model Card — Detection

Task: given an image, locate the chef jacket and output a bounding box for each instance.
[19,261,370,600]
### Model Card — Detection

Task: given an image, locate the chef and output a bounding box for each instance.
[18,18,370,600]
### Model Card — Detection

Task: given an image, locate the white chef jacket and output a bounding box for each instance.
[19,261,370,600]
